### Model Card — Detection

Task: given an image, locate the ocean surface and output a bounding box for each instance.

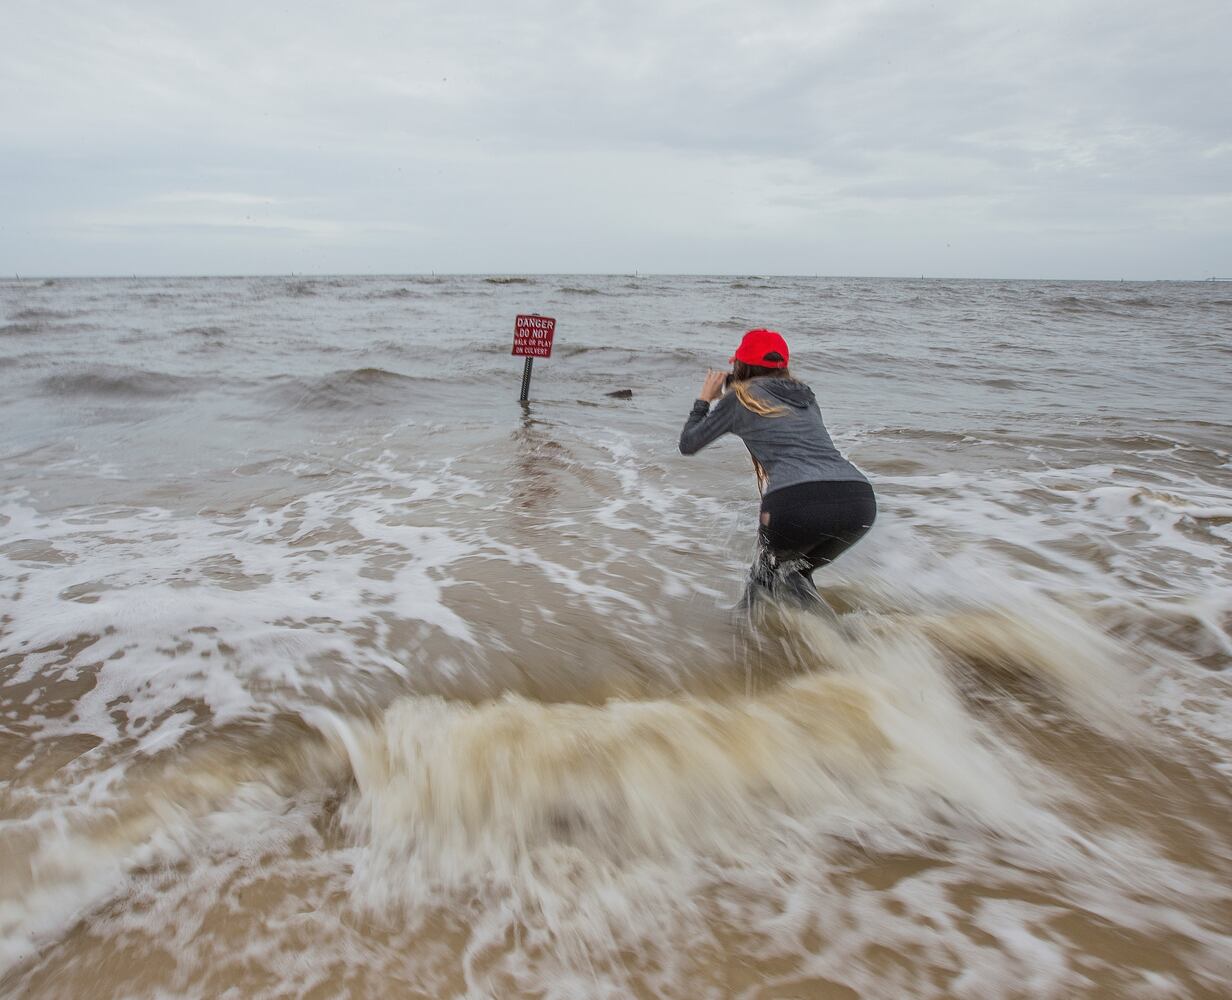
[1,274,1230,998]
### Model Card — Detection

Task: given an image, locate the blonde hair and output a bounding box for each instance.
[729,366,793,417]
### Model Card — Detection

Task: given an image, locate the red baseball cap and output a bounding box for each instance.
[730,328,789,368]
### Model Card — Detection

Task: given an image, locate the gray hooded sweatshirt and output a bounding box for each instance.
[678,378,868,496]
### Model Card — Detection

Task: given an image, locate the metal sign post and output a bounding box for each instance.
[511,314,556,401]
[519,356,534,401]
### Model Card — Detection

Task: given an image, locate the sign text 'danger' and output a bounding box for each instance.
[512,314,557,358]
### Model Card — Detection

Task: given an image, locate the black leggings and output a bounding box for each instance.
[758,480,876,578]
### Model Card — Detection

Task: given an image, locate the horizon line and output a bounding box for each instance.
[5,271,1228,283]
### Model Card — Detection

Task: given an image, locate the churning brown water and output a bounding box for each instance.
[1,274,1230,998]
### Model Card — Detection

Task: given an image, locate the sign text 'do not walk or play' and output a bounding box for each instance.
[512,314,556,358]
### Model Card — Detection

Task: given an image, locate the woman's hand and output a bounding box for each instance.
[699,369,727,402]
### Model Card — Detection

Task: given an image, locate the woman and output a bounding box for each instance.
[679,328,875,606]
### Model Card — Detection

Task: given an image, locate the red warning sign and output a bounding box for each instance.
[512,314,556,358]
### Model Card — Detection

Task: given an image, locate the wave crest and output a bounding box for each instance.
[39,367,198,399]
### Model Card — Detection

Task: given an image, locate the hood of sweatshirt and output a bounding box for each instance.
[754,377,815,409]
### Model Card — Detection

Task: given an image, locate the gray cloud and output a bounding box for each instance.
[1,0,1228,277]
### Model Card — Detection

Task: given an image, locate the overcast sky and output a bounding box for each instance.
[2,0,1229,278]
